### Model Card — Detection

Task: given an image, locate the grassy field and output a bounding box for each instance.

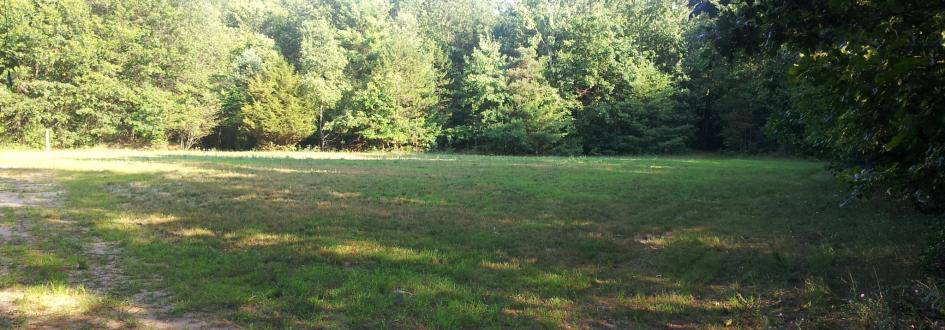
[0,150,940,328]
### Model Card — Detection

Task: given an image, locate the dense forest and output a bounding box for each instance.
[1,1,943,209]
[0,0,792,153]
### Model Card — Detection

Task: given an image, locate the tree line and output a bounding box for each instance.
[0,0,775,154]
[1,0,943,209]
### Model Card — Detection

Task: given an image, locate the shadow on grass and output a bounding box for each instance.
[0,171,136,328]
[26,153,937,328]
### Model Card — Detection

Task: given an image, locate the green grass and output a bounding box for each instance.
[0,150,940,328]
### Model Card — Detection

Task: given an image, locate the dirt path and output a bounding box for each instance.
[0,171,234,329]
[0,173,45,325]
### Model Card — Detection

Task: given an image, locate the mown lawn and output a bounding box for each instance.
[0,150,939,328]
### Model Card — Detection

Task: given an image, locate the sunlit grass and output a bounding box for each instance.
[12,284,101,316]
[0,150,939,328]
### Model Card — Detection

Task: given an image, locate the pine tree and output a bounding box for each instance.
[455,35,510,151]
[240,58,313,149]
[505,46,574,154]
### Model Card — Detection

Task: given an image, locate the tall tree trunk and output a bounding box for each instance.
[318,108,326,150]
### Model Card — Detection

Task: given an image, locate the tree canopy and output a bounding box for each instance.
[1,0,942,208]
[714,0,945,210]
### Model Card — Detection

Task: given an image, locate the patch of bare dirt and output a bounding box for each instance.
[0,173,49,245]
[0,288,21,326]
[83,239,236,329]
[0,170,235,329]
[0,222,32,243]
[0,172,52,327]
[634,231,674,250]
[0,172,62,209]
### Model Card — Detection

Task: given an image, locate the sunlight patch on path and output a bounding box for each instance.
[0,170,236,329]
[0,173,62,209]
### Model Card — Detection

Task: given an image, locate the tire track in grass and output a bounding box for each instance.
[1,172,55,325]
[0,170,235,329]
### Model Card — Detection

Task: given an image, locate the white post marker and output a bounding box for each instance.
[45,128,50,153]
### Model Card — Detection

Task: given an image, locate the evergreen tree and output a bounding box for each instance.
[454,35,510,151]
[505,46,574,154]
[240,58,313,149]
[328,5,441,150]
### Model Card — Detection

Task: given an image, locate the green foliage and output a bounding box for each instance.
[717,0,945,210]
[452,37,573,154]
[924,225,945,275]
[579,58,691,154]
[452,36,511,150]
[681,46,790,153]
[165,86,223,150]
[544,0,694,154]
[0,0,715,154]
[319,4,442,150]
[504,47,574,154]
[299,15,349,149]
[0,88,44,147]
[240,58,312,149]
[0,0,229,148]
[4,0,941,207]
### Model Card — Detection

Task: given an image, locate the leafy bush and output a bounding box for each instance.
[717,0,945,211]
[924,225,945,276]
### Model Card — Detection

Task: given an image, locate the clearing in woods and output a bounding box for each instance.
[0,150,938,328]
